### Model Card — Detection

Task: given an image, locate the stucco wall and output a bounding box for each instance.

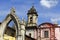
[55,28,60,40]
[26,29,35,38]
[41,29,50,40]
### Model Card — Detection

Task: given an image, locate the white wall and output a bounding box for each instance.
[55,28,60,40]
[26,29,35,38]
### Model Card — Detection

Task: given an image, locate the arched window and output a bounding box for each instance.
[30,17,32,23]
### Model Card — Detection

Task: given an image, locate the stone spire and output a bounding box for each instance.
[10,7,15,14]
[21,18,26,25]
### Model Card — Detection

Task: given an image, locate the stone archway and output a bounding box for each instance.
[0,8,22,40]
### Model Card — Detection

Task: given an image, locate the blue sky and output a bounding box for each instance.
[0,0,60,25]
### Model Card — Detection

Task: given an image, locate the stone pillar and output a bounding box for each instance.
[0,37,3,40]
[17,35,23,40]
[17,26,22,40]
[0,32,4,40]
[0,32,3,40]
[0,24,5,40]
[20,19,25,40]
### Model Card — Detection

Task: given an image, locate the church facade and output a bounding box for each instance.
[0,6,60,40]
[25,6,60,40]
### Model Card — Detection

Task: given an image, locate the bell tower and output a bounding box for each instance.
[27,6,38,27]
[26,6,38,39]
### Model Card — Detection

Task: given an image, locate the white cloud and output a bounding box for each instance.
[51,18,60,22]
[39,12,60,23]
[51,18,60,23]
[40,0,58,8]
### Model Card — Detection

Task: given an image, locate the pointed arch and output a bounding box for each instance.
[1,13,21,40]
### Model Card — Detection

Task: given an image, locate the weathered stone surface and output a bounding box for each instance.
[0,8,25,40]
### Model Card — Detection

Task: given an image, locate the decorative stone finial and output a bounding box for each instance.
[28,5,36,13]
[27,5,38,16]
[31,5,35,9]
[21,18,26,25]
[10,7,15,14]
[21,18,24,23]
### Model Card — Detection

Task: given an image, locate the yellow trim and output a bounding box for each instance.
[4,34,15,40]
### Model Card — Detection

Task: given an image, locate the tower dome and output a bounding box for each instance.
[27,6,38,16]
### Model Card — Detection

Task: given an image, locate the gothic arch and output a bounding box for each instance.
[0,9,21,40]
[3,14,18,35]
